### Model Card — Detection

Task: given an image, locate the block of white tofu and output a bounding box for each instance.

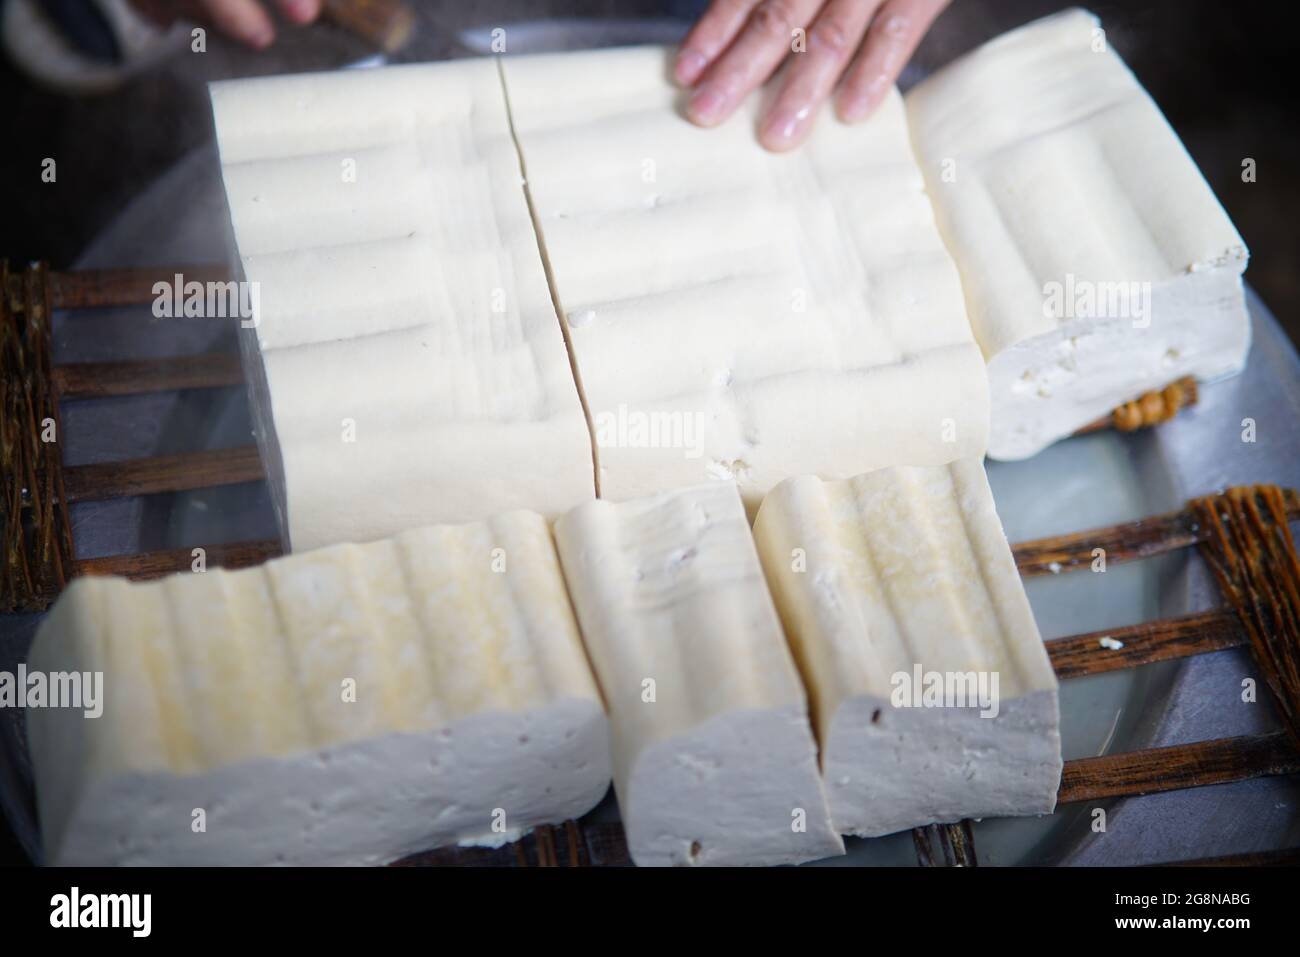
[553,482,843,866]
[502,48,989,513]
[905,9,1250,460]
[26,512,610,866]
[752,460,1061,837]
[209,61,594,550]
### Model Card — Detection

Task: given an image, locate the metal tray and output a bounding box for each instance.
[2,141,1298,865]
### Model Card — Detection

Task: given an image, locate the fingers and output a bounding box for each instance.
[200,0,276,48]
[274,0,322,24]
[837,0,949,122]
[686,0,826,128]
[192,0,321,49]
[674,0,761,87]
[758,0,880,150]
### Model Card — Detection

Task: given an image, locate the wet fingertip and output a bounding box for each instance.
[837,101,866,124]
[248,25,276,49]
[836,91,873,124]
[687,85,728,126]
[673,49,708,86]
[758,128,801,153]
[759,107,810,152]
[284,0,320,24]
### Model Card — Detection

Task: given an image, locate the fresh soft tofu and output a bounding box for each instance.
[26,512,610,865]
[502,47,989,512]
[554,482,844,866]
[209,61,593,551]
[906,8,1250,460]
[752,460,1061,837]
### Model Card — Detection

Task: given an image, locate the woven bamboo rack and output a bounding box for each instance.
[3,260,1297,868]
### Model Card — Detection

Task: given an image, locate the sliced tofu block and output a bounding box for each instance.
[209,61,593,550]
[502,48,989,513]
[905,9,1250,460]
[752,460,1061,837]
[553,482,843,866]
[26,512,610,865]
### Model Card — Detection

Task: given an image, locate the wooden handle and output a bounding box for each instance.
[321,0,416,53]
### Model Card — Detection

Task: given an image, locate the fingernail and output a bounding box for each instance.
[674,49,707,85]
[284,0,315,23]
[839,94,870,123]
[249,25,275,48]
[761,105,811,150]
[841,75,890,122]
[688,85,728,125]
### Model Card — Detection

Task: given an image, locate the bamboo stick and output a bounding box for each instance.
[52,355,243,399]
[1045,610,1246,679]
[1014,489,1300,576]
[74,539,281,580]
[49,265,232,310]
[61,446,263,503]
[1057,732,1300,804]
[913,821,979,867]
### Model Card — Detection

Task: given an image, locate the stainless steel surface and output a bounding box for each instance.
[1068,291,1300,864]
[1,137,1297,863]
[456,17,689,55]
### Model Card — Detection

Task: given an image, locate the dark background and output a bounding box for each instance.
[0,0,1296,866]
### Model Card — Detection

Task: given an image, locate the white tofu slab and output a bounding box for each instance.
[905,8,1250,460]
[752,460,1061,836]
[502,48,989,513]
[26,512,610,865]
[209,61,594,550]
[553,482,844,866]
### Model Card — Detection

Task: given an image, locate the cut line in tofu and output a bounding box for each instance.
[554,481,844,866]
[905,8,1250,459]
[502,47,989,514]
[210,20,1253,554]
[211,48,991,554]
[26,511,610,866]
[752,460,1061,837]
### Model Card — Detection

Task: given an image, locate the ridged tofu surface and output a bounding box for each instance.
[753,460,1061,836]
[555,482,844,866]
[27,512,610,865]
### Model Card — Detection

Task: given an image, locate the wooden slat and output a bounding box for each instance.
[1046,610,1247,679]
[74,539,282,580]
[565,820,589,867]
[1014,489,1300,577]
[913,821,979,867]
[1016,510,1198,576]
[52,354,243,399]
[61,446,263,503]
[50,265,232,310]
[1058,732,1300,805]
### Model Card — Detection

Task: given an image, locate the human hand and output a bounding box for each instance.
[675,0,950,150]
[130,0,322,50]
